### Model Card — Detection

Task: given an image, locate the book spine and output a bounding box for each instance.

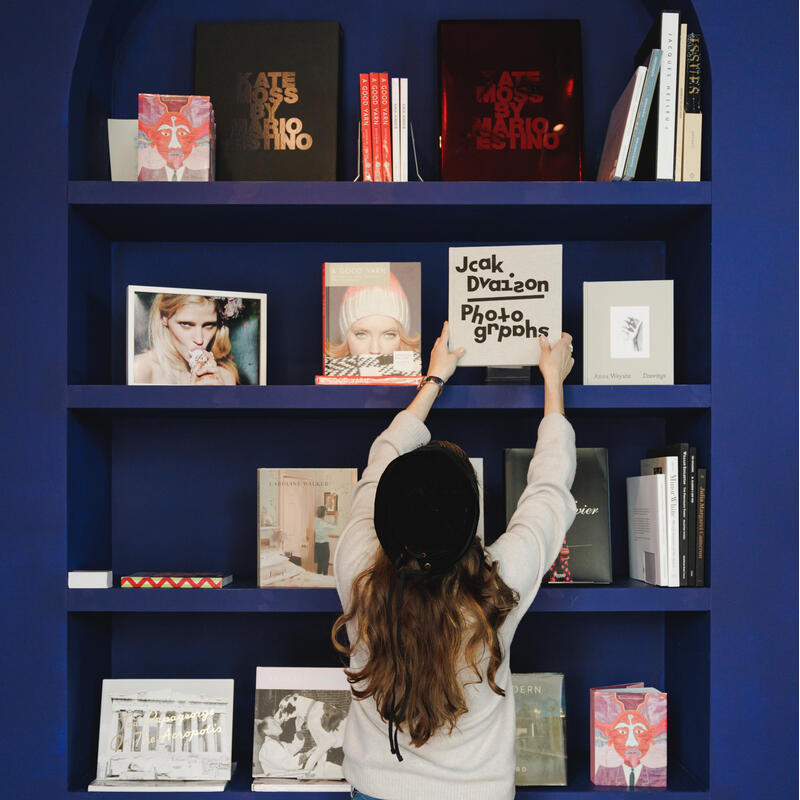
[369,73,383,181]
[687,447,697,585]
[662,461,680,587]
[379,72,392,181]
[683,33,702,180]
[655,11,681,180]
[321,263,328,374]
[391,77,400,181]
[399,77,409,181]
[615,69,647,181]
[674,23,688,179]
[623,49,662,180]
[695,467,707,586]
[314,375,420,386]
[359,74,373,181]
[677,447,688,585]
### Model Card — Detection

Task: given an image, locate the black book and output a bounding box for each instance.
[695,467,707,586]
[505,448,612,584]
[194,21,341,181]
[646,443,690,585]
[688,447,698,585]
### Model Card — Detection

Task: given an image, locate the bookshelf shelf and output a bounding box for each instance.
[66,580,711,614]
[66,384,712,413]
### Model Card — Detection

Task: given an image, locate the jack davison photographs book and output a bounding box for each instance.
[91,679,234,788]
[449,245,562,367]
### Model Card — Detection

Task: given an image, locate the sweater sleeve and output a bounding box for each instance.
[334,409,431,610]
[487,412,577,623]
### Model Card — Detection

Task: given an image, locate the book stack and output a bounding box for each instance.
[359,73,408,182]
[626,443,708,587]
[597,12,703,181]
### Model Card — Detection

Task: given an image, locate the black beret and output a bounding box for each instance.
[374,444,479,574]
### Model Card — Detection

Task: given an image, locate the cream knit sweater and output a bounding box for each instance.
[334,409,577,800]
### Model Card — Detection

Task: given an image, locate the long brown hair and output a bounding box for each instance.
[332,459,519,748]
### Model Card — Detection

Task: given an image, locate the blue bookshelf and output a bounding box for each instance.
[2,0,797,798]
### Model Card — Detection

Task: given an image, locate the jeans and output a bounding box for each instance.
[351,790,384,800]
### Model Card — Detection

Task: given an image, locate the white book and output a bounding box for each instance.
[399,77,408,181]
[582,280,674,385]
[626,475,669,586]
[252,778,350,792]
[89,779,229,792]
[596,67,647,181]
[655,10,681,180]
[391,77,400,181]
[470,457,485,541]
[107,119,139,181]
[69,570,113,588]
[673,23,688,180]
[448,244,562,367]
[640,456,680,587]
[682,112,702,181]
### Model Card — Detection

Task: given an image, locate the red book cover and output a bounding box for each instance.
[359,73,373,181]
[121,573,232,588]
[369,73,383,181]
[439,20,584,181]
[379,72,392,181]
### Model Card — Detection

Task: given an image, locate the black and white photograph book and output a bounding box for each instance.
[251,667,350,789]
[127,285,267,386]
[91,679,234,790]
[583,280,674,385]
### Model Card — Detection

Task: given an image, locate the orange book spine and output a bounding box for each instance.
[379,72,392,181]
[358,74,373,181]
[369,73,383,182]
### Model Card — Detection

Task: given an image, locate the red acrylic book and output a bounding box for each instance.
[439,20,584,181]
[369,73,383,182]
[379,72,392,181]
[359,73,373,181]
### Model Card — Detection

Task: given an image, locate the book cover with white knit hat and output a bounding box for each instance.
[318,262,421,385]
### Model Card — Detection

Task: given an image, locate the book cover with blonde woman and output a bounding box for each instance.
[317,262,422,385]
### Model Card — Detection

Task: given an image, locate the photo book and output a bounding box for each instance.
[583,280,674,385]
[252,667,350,790]
[90,679,234,791]
[448,245,562,367]
[120,573,233,589]
[512,673,567,786]
[591,684,667,788]
[506,448,612,584]
[138,94,215,182]
[127,286,267,386]
[257,468,358,588]
[195,21,341,181]
[317,262,422,385]
[438,20,584,180]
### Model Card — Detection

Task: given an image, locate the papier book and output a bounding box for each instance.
[506,448,611,583]
[92,679,234,787]
[257,468,358,588]
[512,673,567,786]
[439,20,584,180]
[591,685,667,787]
[252,667,350,787]
[449,245,562,367]
[194,22,340,181]
[319,262,421,384]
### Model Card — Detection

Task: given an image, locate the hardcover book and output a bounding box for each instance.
[252,667,350,786]
[591,685,667,787]
[512,673,567,786]
[448,245,562,367]
[121,574,233,589]
[695,467,707,586]
[92,679,234,786]
[626,474,669,585]
[621,49,662,181]
[506,448,611,584]
[439,20,584,180]
[583,280,674,385]
[321,262,422,382]
[596,68,647,181]
[639,455,680,587]
[108,119,139,181]
[682,32,703,181]
[194,21,340,181]
[138,94,214,182]
[257,468,358,588]
[127,286,267,386]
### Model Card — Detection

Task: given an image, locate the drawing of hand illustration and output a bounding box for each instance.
[622,315,644,352]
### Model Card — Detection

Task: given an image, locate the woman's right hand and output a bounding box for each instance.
[427,321,466,384]
[190,352,223,385]
[538,332,574,384]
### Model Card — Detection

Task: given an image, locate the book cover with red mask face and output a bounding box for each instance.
[439,20,584,181]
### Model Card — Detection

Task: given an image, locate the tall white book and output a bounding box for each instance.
[399,78,408,181]
[391,77,400,181]
[654,11,681,180]
[596,67,647,182]
[626,474,669,586]
[640,456,680,587]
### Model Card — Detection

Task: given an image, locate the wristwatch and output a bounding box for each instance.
[417,375,444,397]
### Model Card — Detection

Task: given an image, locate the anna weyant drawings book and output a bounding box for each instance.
[90,679,234,791]
[252,667,350,790]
